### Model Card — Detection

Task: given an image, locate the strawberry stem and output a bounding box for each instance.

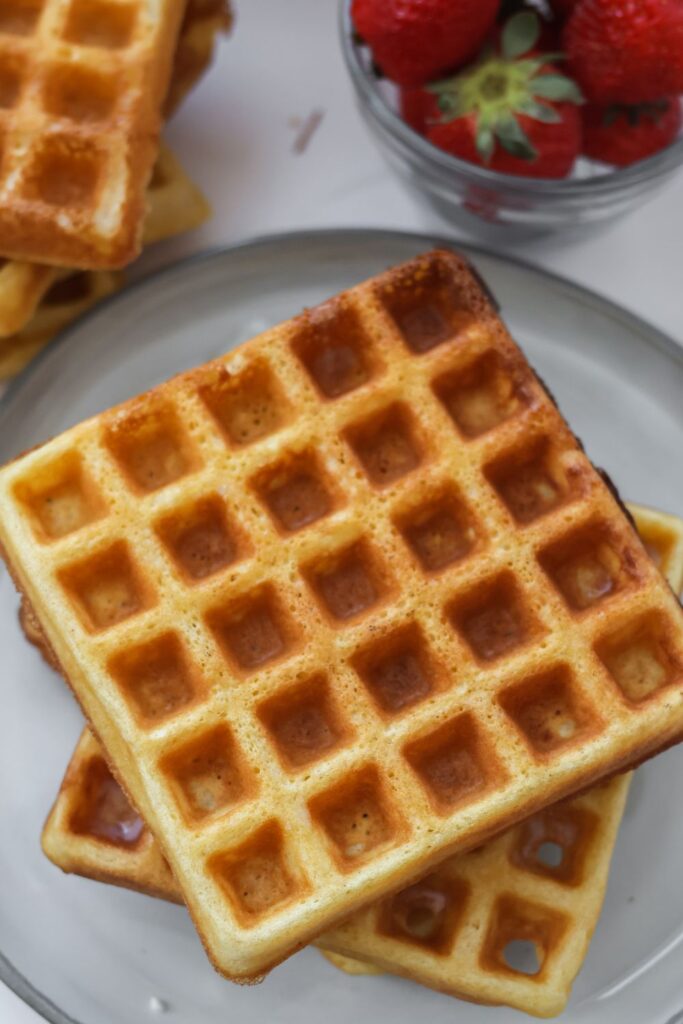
[427,13,582,165]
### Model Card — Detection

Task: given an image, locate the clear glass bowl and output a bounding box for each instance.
[339,0,683,241]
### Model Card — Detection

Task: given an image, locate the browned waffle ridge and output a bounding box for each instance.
[4,250,683,981]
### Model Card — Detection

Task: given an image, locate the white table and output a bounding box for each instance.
[2,1,681,1020]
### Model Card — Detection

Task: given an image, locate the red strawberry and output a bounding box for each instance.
[582,99,682,167]
[424,12,583,178]
[399,86,434,133]
[565,0,683,103]
[429,104,581,177]
[351,0,500,87]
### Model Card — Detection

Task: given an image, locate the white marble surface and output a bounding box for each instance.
[2,0,681,1020]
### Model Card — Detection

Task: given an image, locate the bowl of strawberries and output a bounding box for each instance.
[340,0,683,239]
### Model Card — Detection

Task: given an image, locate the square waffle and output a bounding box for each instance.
[3,250,683,981]
[39,504,683,1017]
[0,143,210,380]
[0,0,187,268]
[0,0,224,342]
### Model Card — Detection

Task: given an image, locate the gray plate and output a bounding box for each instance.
[2,229,683,1024]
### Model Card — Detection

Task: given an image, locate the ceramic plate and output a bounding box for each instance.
[1,229,683,1024]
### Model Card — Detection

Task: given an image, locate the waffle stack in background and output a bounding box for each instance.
[0,0,232,382]
[40,504,683,1017]
[3,250,683,992]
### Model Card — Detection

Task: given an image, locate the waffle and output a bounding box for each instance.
[4,250,683,982]
[142,144,210,246]
[320,952,384,976]
[0,270,122,379]
[0,259,59,336]
[40,504,683,1016]
[0,0,223,341]
[44,727,180,900]
[0,144,209,380]
[0,0,187,268]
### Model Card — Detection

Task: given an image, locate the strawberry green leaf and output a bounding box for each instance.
[431,84,463,118]
[501,11,540,60]
[495,114,537,160]
[476,123,495,163]
[531,74,584,103]
[518,98,561,123]
[435,94,456,116]
[515,57,552,76]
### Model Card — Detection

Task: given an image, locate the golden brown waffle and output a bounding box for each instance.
[4,250,683,981]
[0,0,187,268]
[0,144,210,380]
[39,505,683,1016]
[630,502,683,599]
[0,269,122,379]
[320,951,384,976]
[142,144,210,246]
[0,259,58,336]
[44,727,180,901]
[0,1,223,340]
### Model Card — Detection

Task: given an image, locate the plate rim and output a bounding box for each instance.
[2,227,683,423]
[2,226,682,1024]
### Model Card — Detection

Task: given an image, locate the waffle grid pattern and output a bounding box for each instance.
[40,504,683,1017]
[321,776,631,1018]
[4,251,683,979]
[319,503,683,1016]
[0,0,221,348]
[0,142,209,379]
[0,0,185,266]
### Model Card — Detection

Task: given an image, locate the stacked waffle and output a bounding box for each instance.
[3,250,683,1017]
[0,0,231,381]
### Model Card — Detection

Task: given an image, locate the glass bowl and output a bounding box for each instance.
[339,0,683,242]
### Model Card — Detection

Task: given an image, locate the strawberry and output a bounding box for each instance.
[424,12,583,178]
[582,99,682,167]
[399,86,434,133]
[565,0,683,104]
[351,0,500,87]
